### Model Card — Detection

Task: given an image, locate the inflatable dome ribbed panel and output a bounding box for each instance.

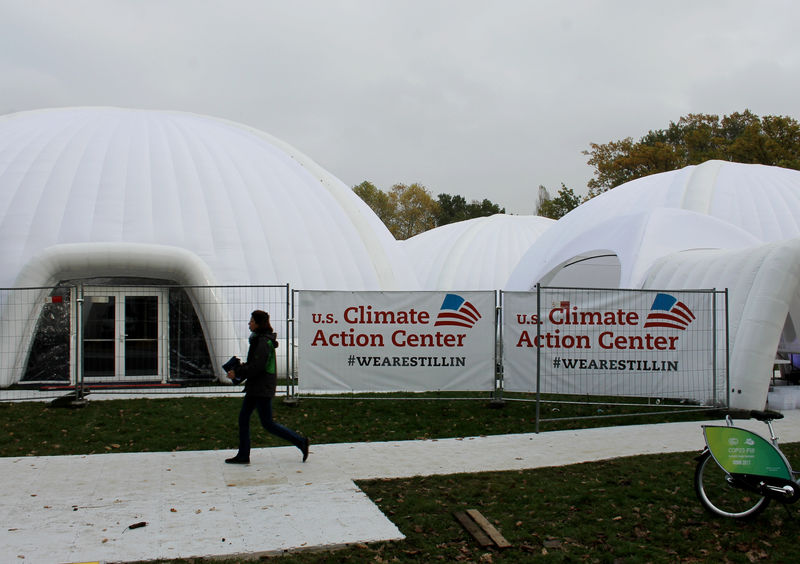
[0,107,415,290]
[403,214,555,290]
[506,160,800,290]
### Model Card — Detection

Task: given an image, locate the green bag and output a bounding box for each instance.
[265,339,276,375]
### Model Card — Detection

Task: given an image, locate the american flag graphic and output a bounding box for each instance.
[643,293,695,330]
[434,294,482,328]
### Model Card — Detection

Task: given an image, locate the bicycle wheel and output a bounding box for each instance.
[694,451,770,519]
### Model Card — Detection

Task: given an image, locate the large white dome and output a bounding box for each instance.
[0,107,416,290]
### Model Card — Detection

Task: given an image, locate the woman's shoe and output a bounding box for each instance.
[301,437,310,462]
[225,455,250,464]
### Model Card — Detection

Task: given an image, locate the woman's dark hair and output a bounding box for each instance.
[251,310,274,333]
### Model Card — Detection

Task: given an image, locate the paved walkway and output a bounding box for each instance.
[3,410,800,563]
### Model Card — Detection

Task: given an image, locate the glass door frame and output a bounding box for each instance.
[80,286,169,383]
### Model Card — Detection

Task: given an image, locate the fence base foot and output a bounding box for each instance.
[282,397,300,407]
[488,399,506,409]
[49,391,89,409]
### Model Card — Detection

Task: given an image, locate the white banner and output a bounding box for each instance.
[298,291,496,392]
[502,289,727,403]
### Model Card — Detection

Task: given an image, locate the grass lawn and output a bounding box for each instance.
[0,392,715,457]
[4,394,798,562]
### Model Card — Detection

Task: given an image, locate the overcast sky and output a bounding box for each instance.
[2,1,800,214]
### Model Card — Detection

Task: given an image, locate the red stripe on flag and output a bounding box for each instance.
[434,319,473,328]
[644,321,687,330]
[674,301,695,320]
[645,312,689,326]
[462,301,482,320]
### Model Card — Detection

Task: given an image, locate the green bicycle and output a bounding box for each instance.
[695,410,800,519]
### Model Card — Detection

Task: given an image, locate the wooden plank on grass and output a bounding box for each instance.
[465,509,511,548]
[453,511,493,546]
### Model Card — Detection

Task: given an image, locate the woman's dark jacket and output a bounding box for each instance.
[233,329,278,398]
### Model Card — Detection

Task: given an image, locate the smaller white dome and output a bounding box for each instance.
[403,214,555,290]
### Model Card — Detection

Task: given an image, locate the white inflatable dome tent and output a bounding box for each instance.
[402,214,556,290]
[506,160,800,410]
[0,107,418,388]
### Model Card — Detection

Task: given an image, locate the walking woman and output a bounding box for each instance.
[225,310,309,464]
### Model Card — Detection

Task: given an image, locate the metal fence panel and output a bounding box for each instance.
[502,287,728,406]
[295,290,496,392]
[2,283,290,400]
[2,284,728,414]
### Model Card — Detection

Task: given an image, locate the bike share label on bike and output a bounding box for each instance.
[703,426,792,479]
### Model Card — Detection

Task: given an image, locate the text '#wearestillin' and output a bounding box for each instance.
[552,357,679,371]
[347,355,467,367]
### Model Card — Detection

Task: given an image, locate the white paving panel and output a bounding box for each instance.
[3,411,800,563]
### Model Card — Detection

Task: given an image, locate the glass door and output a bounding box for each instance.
[124,296,159,377]
[82,288,168,382]
[83,295,116,379]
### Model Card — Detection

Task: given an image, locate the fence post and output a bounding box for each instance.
[712,288,717,407]
[535,284,541,433]
[283,284,298,405]
[724,288,730,409]
[490,292,505,408]
[75,283,86,402]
